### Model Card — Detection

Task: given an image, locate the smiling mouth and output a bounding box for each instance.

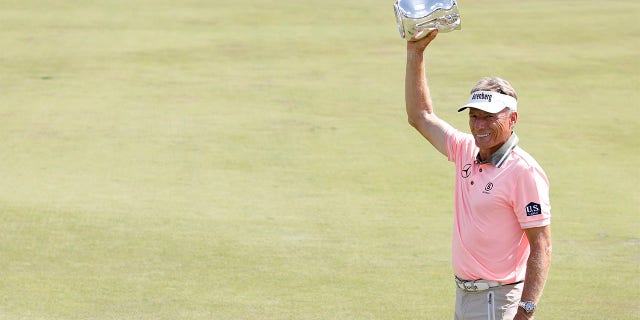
[476,133,490,138]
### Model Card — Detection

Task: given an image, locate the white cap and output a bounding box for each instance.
[457,90,518,113]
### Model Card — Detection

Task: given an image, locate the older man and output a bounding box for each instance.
[404,30,552,320]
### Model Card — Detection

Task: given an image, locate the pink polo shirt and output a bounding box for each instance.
[446,129,551,283]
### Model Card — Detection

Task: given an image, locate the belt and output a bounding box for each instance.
[454,275,523,292]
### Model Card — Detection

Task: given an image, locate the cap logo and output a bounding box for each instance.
[471,92,492,102]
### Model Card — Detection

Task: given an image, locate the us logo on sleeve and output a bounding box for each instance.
[525,202,541,216]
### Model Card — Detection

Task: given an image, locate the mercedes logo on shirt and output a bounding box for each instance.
[461,164,472,178]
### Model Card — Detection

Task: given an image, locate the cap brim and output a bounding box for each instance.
[457,102,508,113]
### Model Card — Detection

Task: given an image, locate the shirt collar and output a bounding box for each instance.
[475,133,519,168]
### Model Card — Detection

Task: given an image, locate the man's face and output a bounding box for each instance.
[468,108,518,156]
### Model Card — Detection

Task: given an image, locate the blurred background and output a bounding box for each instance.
[0,1,638,319]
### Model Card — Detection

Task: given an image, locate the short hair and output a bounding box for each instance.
[470,77,518,100]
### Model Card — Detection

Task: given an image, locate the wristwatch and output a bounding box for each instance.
[518,301,536,313]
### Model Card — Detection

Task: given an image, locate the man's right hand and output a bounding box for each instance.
[407,29,439,54]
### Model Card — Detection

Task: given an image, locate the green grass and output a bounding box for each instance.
[0,0,638,319]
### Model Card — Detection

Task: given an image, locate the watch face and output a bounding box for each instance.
[523,301,536,312]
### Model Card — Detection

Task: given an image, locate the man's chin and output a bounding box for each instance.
[473,140,490,148]
[473,140,496,151]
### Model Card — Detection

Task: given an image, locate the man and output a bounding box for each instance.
[404,30,552,320]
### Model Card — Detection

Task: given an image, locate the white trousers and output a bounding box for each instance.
[454,282,524,320]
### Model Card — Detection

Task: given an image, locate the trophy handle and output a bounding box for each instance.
[414,14,460,31]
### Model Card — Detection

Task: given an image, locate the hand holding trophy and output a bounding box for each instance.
[393,0,461,40]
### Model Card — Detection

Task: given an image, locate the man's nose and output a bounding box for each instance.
[473,119,487,130]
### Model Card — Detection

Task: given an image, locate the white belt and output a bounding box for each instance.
[454,276,522,292]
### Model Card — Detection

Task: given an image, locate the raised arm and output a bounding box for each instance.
[405,30,454,156]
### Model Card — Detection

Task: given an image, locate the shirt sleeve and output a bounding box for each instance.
[513,164,551,229]
[447,128,478,166]
[446,128,468,163]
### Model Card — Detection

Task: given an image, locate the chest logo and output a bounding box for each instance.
[525,202,542,216]
[484,182,494,193]
[461,163,472,178]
